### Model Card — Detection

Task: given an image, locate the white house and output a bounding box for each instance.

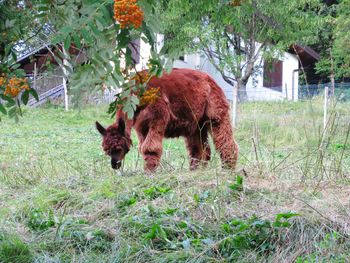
[173,52,299,102]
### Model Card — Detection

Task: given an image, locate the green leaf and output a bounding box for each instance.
[51,34,65,45]
[0,94,14,103]
[61,25,74,35]
[0,103,7,114]
[130,95,139,105]
[81,28,93,45]
[8,107,16,118]
[100,5,111,20]
[275,212,299,221]
[229,175,243,192]
[88,21,100,36]
[64,34,71,51]
[117,29,131,49]
[6,99,15,107]
[10,63,21,70]
[21,90,29,105]
[72,33,82,49]
[29,89,39,101]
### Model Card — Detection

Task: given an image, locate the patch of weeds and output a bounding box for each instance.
[142,216,204,251]
[219,212,299,259]
[0,233,33,263]
[163,208,178,216]
[332,142,348,150]
[143,186,171,200]
[228,175,244,192]
[193,190,211,205]
[123,209,203,251]
[27,208,56,231]
[117,193,138,211]
[56,219,114,252]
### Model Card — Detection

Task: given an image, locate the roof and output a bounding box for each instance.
[16,44,51,64]
[289,44,320,65]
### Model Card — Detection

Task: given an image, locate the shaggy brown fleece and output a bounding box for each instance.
[96,68,238,172]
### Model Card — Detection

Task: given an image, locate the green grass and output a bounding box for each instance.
[0,99,350,262]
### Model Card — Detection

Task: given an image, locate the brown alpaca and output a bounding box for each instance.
[96,68,238,172]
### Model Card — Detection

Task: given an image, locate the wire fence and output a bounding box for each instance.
[299,82,350,102]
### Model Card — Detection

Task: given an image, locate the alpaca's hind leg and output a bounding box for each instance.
[185,128,211,170]
[209,115,238,169]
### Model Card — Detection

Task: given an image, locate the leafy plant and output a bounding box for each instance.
[27,208,56,231]
[117,194,138,210]
[229,175,244,192]
[144,186,171,200]
[193,190,211,204]
[219,213,299,258]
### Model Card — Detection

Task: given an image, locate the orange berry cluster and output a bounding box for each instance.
[140,87,160,106]
[114,0,144,29]
[0,75,30,98]
[130,71,150,85]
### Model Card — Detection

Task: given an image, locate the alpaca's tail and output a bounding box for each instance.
[205,77,238,169]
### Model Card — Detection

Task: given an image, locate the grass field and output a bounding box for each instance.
[0,99,349,262]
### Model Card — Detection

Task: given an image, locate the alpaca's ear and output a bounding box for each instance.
[117,118,125,135]
[95,121,106,136]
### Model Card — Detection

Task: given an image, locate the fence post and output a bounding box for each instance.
[62,76,69,111]
[324,86,328,130]
[62,47,70,111]
[232,85,238,127]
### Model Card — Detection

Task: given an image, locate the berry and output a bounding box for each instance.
[114,0,144,29]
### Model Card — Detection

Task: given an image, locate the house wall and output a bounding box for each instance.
[173,51,299,102]
[282,52,299,101]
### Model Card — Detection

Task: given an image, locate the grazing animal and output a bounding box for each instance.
[96,68,238,172]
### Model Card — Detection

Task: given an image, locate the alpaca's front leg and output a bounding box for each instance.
[140,127,164,173]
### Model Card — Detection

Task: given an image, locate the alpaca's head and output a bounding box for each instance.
[96,118,131,169]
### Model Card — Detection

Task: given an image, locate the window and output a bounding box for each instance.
[263,60,283,91]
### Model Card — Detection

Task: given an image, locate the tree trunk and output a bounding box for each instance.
[237,79,248,102]
[329,48,335,96]
[330,72,335,97]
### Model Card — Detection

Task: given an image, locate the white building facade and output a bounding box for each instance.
[173,52,299,102]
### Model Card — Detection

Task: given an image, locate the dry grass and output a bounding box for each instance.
[0,99,349,262]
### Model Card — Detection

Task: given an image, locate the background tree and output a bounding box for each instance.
[333,0,350,77]
[159,0,322,123]
[314,0,339,95]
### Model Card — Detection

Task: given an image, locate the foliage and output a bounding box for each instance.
[0,0,162,120]
[314,0,350,83]
[159,0,322,100]
[229,175,244,192]
[332,0,350,78]
[220,213,298,257]
[27,208,56,231]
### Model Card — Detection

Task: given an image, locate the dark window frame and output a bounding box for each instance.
[263,60,283,91]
